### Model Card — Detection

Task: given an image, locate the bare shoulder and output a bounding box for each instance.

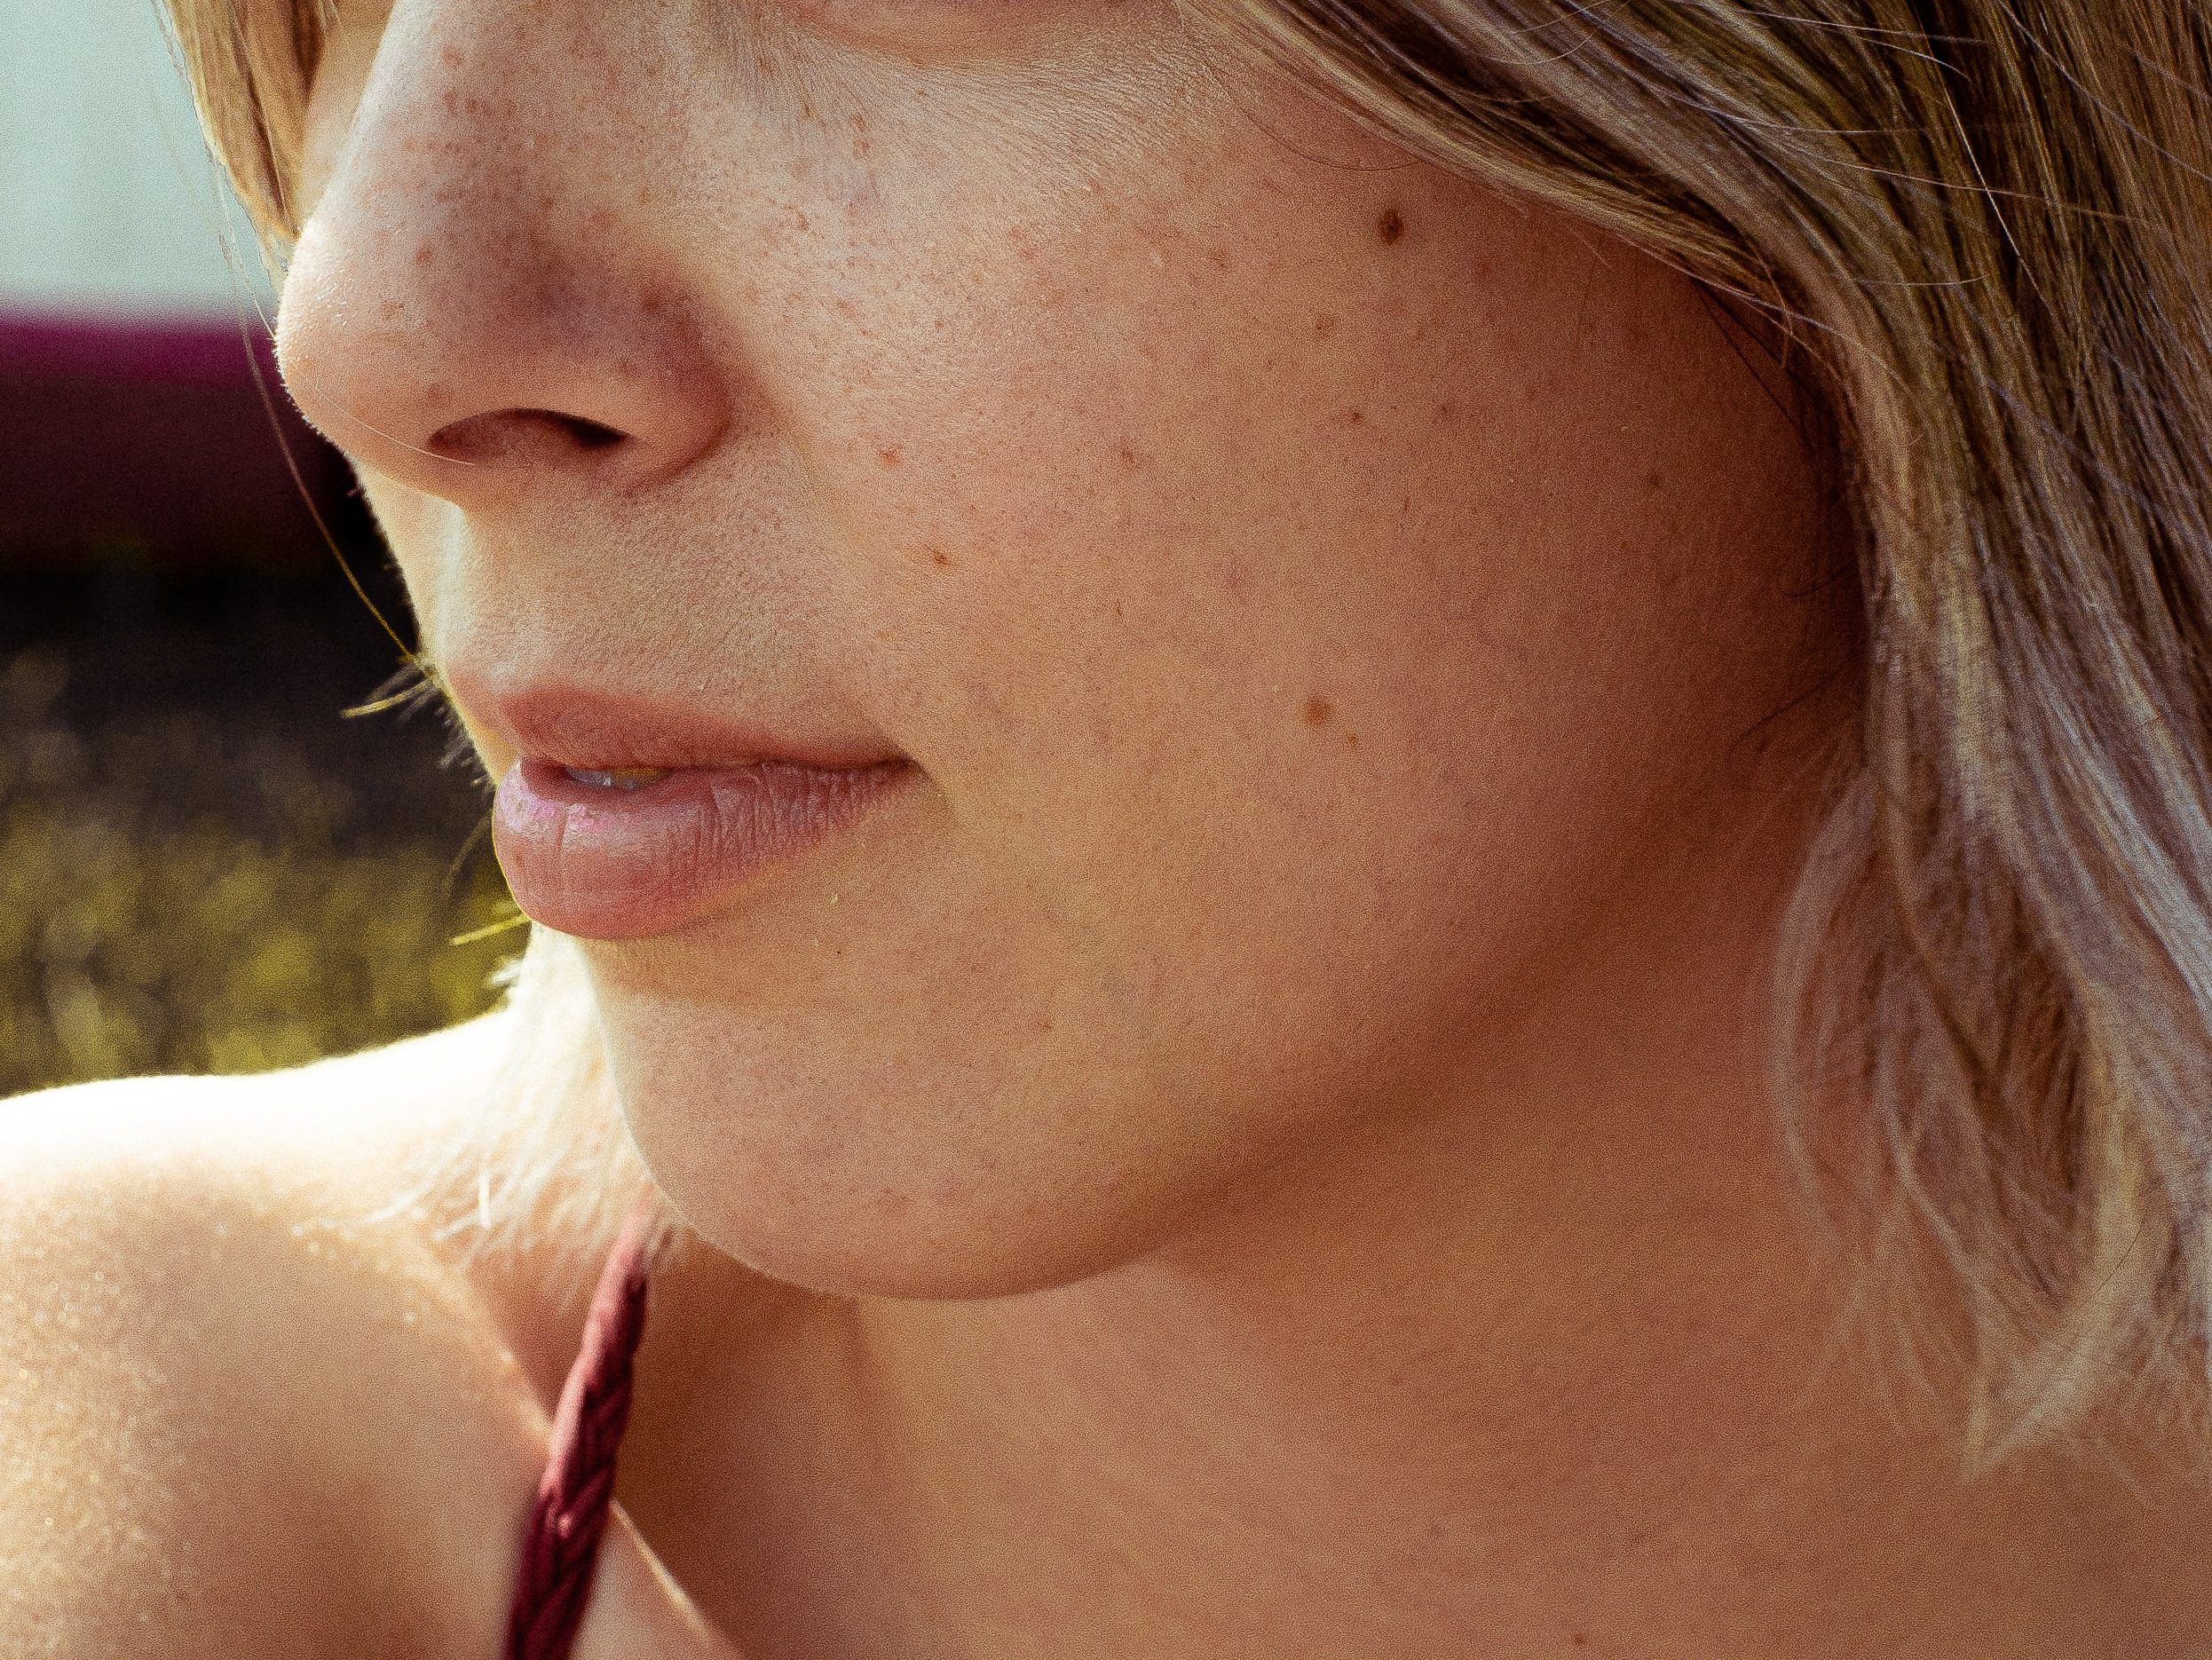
[0,1020,554,1658]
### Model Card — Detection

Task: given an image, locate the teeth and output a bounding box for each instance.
[565,766,671,790]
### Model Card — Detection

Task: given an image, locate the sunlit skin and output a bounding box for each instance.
[273,1,2205,1654]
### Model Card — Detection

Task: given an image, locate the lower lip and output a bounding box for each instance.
[491,756,917,939]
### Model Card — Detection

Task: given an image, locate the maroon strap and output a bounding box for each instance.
[503,1200,660,1660]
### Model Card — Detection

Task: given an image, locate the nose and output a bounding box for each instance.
[273,5,731,508]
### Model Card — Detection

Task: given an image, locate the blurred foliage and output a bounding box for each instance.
[0,569,520,1098]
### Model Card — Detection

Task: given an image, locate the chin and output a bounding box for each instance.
[590,1002,1245,1303]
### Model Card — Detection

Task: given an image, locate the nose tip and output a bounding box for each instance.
[274,276,732,504]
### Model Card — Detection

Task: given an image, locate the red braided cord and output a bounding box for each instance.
[503,1199,660,1660]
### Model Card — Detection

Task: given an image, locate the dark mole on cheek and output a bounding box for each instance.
[1303,692,1360,748]
[1378,205,1406,245]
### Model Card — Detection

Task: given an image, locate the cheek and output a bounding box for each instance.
[752,134,1820,1111]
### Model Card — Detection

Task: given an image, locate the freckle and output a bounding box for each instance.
[1312,312,1339,339]
[876,444,903,465]
[442,89,458,114]
[1377,205,1406,245]
[413,243,434,266]
[441,44,463,68]
[1303,693,1334,727]
[1343,730,1359,749]
[853,136,872,158]
[463,96,481,115]
[1206,245,1229,270]
[794,209,810,232]
[1340,408,1365,426]
[928,547,952,568]
[1223,560,1248,597]
[853,111,868,132]
[1437,399,1457,420]
[379,299,401,320]
[1116,444,1142,470]
[799,98,817,121]
[1643,467,1665,493]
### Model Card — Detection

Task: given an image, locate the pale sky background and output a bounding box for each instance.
[1,0,275,320]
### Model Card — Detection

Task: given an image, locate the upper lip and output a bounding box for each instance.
[444,669,907,772]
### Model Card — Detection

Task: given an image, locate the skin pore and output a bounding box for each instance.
[277,0,2208,1654]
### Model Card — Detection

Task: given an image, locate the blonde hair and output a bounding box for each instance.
[166,0,2212,1468]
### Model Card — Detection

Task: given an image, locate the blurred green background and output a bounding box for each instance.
[0,553,519,1099]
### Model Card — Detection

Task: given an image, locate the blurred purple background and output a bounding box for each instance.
[0,312,359,572]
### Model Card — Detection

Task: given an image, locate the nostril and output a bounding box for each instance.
[426,407,631,464]
[569,416,625,450]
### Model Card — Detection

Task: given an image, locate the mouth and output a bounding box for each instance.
[492,754,918,940]
[561,765,673,790]
[451,674,917,939]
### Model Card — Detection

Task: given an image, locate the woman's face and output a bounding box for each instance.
[282,0,1849,1295]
